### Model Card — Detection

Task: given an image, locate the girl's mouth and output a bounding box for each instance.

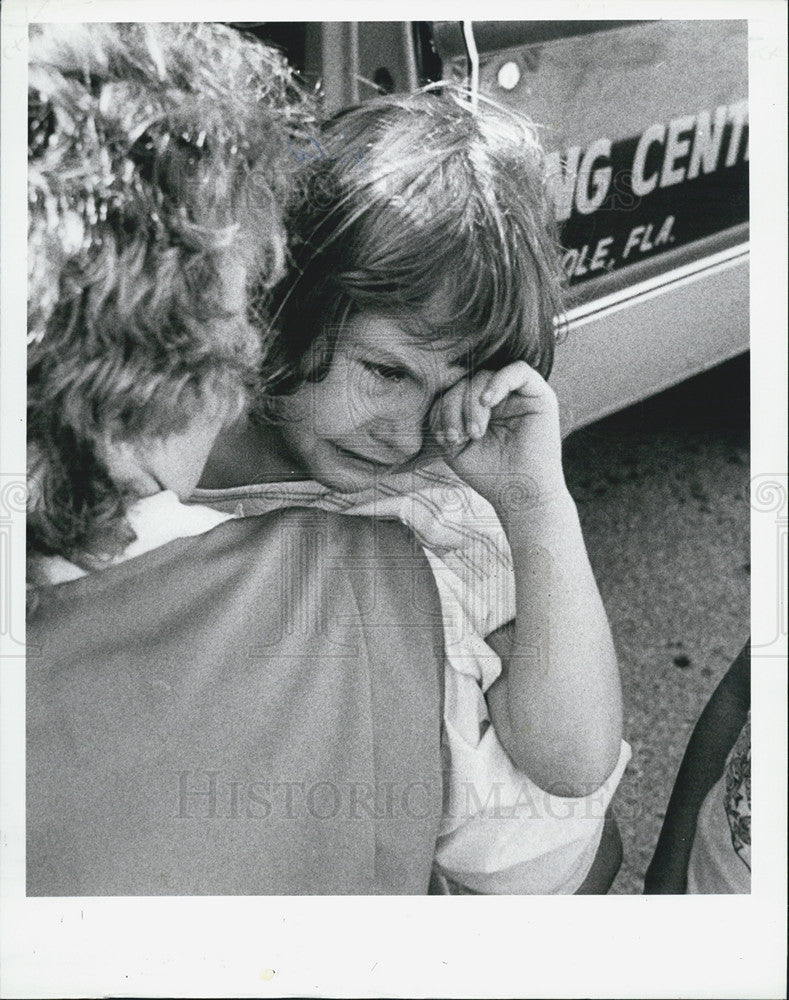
[333,444,394,469]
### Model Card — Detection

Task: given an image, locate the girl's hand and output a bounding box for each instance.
[429,361,566,511]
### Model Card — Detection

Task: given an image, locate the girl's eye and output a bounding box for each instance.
[364,361,408,384]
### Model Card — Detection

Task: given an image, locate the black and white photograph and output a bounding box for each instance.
[1,4,786,998]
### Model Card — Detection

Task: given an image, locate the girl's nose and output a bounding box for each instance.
[366,408,433,465]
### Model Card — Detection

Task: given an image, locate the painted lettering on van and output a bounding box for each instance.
[547,99,749,223]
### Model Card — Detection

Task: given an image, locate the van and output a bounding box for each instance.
[236,20,749,432]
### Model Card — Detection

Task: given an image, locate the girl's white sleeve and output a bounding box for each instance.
[424,547,631,895]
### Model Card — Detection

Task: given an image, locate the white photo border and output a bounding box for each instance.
[2,2,786,997]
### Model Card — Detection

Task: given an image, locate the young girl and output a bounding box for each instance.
[26,24,449,896]
[199,89,632,893]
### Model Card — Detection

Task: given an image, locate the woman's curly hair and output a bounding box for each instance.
[27,23,312,604]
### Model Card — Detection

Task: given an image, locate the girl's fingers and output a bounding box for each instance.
[431,380,468,449]
[464,373,496,440]
[479,361,547,409]
[431,366,548,451]
[466,399,492,441]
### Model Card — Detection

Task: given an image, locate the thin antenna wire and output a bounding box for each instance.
[462,21,479,107]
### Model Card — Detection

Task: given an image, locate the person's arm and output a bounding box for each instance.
[483,485,622,794]
[643,641,750,894]
[433,362,623,796]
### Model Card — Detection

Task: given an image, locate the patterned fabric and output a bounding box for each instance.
[686,713,751,893]
[196,461,514,635]
[724,713,751,870]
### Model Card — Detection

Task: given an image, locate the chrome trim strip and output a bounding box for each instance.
[565,243,750,328]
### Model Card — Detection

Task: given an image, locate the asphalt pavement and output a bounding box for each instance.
[562,353,750,894]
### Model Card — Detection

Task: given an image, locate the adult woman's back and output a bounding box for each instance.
[25,22,446,896]
[28,508,445,895]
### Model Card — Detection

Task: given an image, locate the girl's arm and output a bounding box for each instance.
[433,363,623,796]
[483,487,622,795]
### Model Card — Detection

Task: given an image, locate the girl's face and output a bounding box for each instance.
[273,312,468,491]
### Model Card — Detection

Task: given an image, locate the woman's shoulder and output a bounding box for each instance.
[216,505,423,551]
